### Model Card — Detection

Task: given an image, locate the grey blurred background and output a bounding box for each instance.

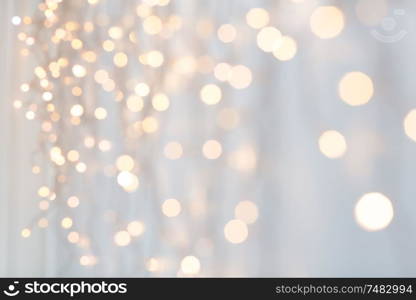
[1,0,416,277]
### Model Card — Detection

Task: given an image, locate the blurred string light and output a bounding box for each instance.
[10,0,402,276]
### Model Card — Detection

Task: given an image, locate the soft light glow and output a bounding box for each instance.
[67,196,80,208]
[114,230,131,246]
[355,192,394,231]
[224,219,248,244]
[116,155,135,171]
[273,36,297,61]
[143,15,162,35]
[257,26,282,52]
[108,26,123,39]
[162,198,181,217]
[164,142,183,160]
[202,140,222,159]
[355,0,388,26]
[228,65,252,89]
[113,52,128,67]
[217,24,237,43]
[338,72,374,106]
[67,231,80,243]
[117,171,139,192]
[70,104,84,117]
[200,84,222,105]
[126,95,144,112]
[135,82,150,96]
[146,258,160,272]
[310,6,345,39]
[214,63,231,82]
[234,201,259,224]
[246,8,269,29]
[21,228,31,238]
[72,64,87,77]
[404,109,416,142]
[38,186,50,197]
[94,107,107,120]
[147,50,164,67]
[142,116,159,133]
[181,256,201,275]
[152,93,170,111]
[218,108,240,130]
[61,217,73,229]
[67,150,80,162]
[127,221,145,237]
[318,130,347,159]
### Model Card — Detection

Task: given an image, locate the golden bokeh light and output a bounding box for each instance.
[318,130,347,159]
[70,104,84,117]
[214,62,231,82]
[181,256,201,275]
[114,230,131,246]
[256,26,282,52]
[67,196,80,208]
[228,65,252,89]
[200,84,222,105]
[142,116,159,133]
[273,36,297,61]
[162,198,181,217]
[164,141,183,160]
[403,109,416,142]
[310,6,345,39]
[113,52,128,68]
[246,8,269,29]
[354,192,394,231]
[116,155,135,171]
[72,64,87,77]
[143,15,162,35]
[126,95,144,112]
[21,228,31,238]
[338,72,374,106]
[152,93,170,111]
[117,171,139,192]
[202,139,222,160]
[217,24,237,43]
[234,201,259,224]
[224,219,248,244]
[61,217,73,229]
[127,221,145,237]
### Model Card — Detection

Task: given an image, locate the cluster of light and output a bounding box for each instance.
[117,171,139,192]
[213,64,253,89]
[14,0,396,275]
